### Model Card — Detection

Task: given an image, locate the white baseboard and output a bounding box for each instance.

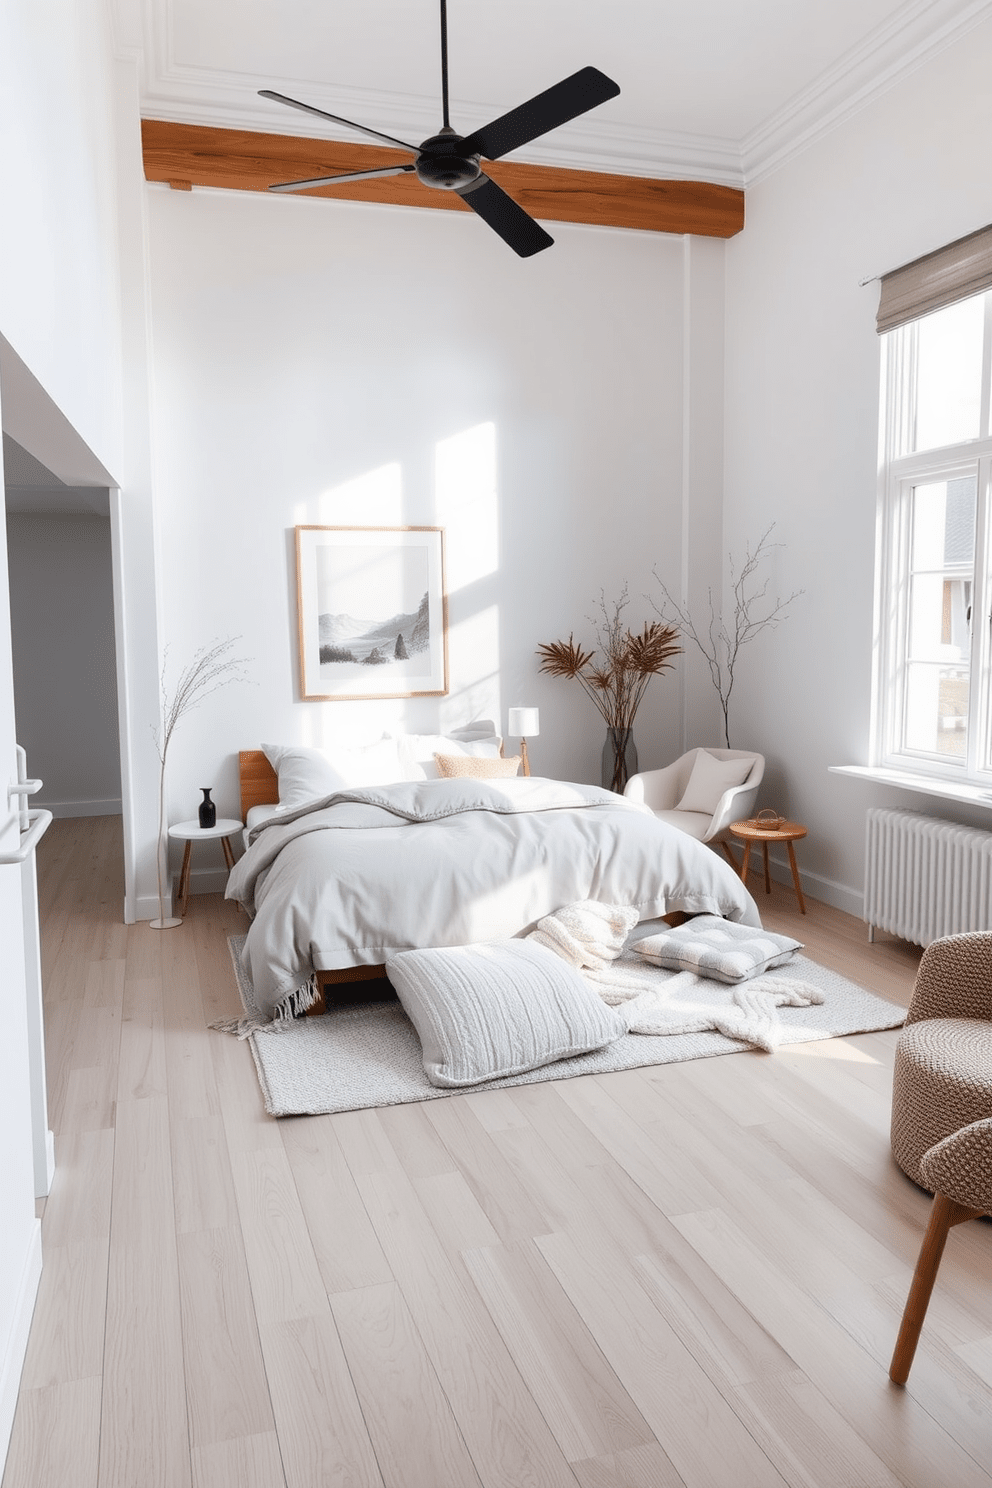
[0,1219,43,1475]
[130,890,170,923]
[42,799,122,819]
[128,869,231,923]
[187,866,233,897]
[761,852,865,921]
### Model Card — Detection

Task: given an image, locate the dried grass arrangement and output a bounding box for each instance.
[537,589,681,792]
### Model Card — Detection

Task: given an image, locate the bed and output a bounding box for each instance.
[230,744,761,1023]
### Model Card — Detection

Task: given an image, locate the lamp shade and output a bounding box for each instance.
[508,707,539,737]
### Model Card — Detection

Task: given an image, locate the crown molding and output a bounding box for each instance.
[131,0,992,198]
[743,0,992,185]
[137,74,745,188]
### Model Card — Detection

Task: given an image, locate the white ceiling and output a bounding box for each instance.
[127,0,992,186]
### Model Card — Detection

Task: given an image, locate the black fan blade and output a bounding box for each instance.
[457,175,553,258]
[259,90,419,154]
[269,164,417,193]
[461,66,620,161]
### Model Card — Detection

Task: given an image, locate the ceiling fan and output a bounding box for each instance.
[259,0,620,258]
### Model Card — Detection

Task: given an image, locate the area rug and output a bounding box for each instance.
[226,936,906,1118]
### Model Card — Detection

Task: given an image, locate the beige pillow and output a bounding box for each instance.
[676,750,754,814]
[434,753,521,779]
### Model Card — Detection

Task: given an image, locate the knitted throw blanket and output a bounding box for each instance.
[528,901,824,1053]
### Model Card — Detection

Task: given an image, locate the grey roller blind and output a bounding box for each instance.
[876,224,992,334]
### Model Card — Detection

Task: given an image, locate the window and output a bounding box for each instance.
[875,289,992,782]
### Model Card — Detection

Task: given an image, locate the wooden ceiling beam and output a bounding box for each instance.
[141,120,744,239]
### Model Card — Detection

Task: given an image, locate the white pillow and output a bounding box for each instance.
[397,732,502,781]
[676,751,754,815]
[632,915,803,983]
[385,939,627,1087]
[261,738,403,810]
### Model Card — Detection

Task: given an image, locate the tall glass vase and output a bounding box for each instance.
[602,727,638,795]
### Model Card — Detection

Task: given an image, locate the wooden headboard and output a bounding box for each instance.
[239,750,278,820]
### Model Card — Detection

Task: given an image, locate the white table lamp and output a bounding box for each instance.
[508,707,539,777]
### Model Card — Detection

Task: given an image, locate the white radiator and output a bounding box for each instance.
[865,808,992,946]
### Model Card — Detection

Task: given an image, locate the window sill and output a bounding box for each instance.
[829,763,992,809]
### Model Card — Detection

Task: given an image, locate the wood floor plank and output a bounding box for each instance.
[570,1442,686,1488]
[331,1281,485,1488]
[462,1239,655,1463]
[535,1227,789,1488]
[176,1225,275,1448]
[258,1314,385,1488]
[40,1128,114,1246]
[1,1376,102,1488]
[279,1116,394,1295]
[346,1157,580,1488]
[18,1239,109,1389]
[191,1432,286,1488]
[98,1097,191,1488]
[736,1367,906,1488]
[172,1114,241,1234]
[117,974,167,1101]
[228,1144,328,1324]
[674,1205,992,1488]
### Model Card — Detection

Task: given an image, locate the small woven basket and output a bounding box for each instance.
[751,808,785,830]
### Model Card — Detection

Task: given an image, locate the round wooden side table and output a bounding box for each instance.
[168,818,242,918]
[729,817,808,914]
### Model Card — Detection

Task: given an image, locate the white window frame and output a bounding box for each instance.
[873,296,992,786]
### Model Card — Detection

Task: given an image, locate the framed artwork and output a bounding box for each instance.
[295,525,448,701]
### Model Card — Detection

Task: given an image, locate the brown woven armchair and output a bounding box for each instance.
[890,1117,992,1383]
[890,932,992,1188]
[888,932,992,1384]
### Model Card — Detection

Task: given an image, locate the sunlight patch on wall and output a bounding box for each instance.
[443,606,500,734]
[435,423,498,590]
[296,461,403,528]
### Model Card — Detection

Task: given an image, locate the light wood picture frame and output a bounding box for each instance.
[295,525,448,701]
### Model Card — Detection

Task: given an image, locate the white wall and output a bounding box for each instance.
[723,15,992,914]
[145,185,697,887]
[0,0,137,1467]
[6,511,122,816]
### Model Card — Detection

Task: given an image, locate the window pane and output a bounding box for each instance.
[914,294,984,451]
[911,474,976,570]
[905,663,969,756]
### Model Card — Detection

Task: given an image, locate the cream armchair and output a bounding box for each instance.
[623,747,765,864]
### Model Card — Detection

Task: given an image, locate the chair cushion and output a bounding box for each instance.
[632,914,803,983]
[891,1017,992,1188]
[652,807,712,840]
[676,750,755,815]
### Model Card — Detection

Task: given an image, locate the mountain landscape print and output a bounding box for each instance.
[318,591,431,668]
[296,525,447,700]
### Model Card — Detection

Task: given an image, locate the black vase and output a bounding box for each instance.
[198,788,217,829]
[602,728,638,795]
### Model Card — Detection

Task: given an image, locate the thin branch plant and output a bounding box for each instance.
[650,524,802,748]
[151,637,252,929]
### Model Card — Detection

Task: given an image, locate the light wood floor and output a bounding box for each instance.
[4,815,992,1488]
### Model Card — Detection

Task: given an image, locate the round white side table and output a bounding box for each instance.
[167,818,243,919]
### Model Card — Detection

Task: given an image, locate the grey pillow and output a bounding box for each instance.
[385,940,627,1088]
[632,915,803,983]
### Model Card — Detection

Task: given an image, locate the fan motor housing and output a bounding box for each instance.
[416,131,481,191]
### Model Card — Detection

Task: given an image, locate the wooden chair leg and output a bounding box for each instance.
[889,1191,980,1384]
